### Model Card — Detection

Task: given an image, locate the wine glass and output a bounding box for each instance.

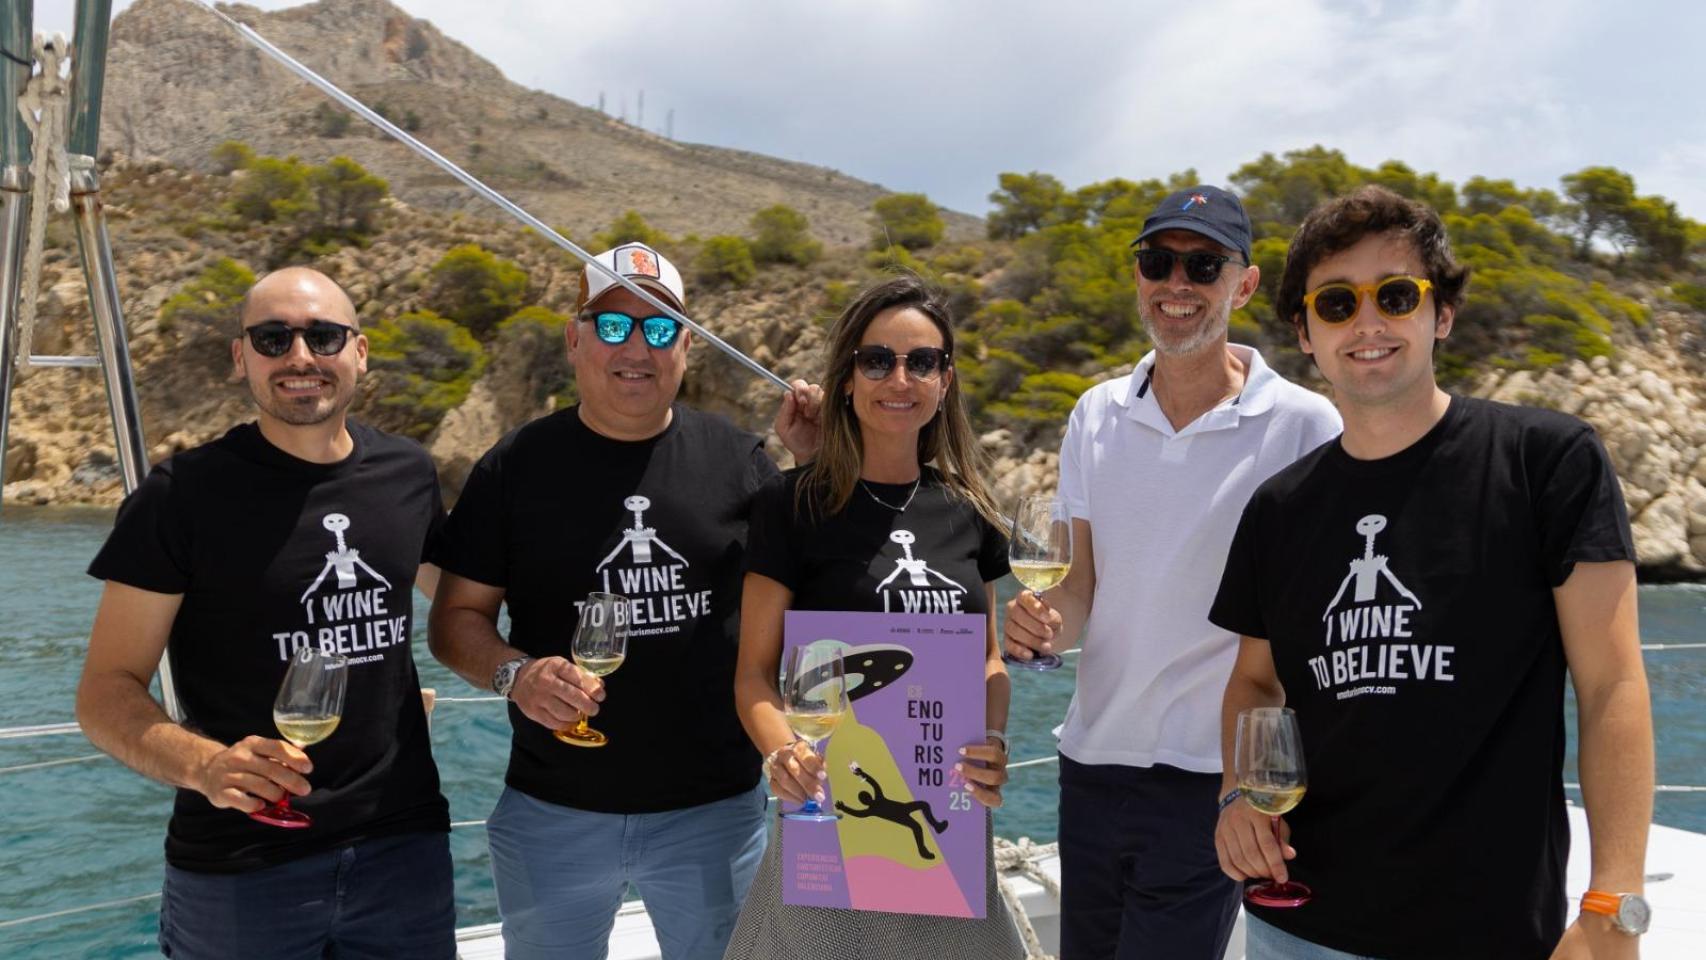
[1236,706,1313,907]
[251,646,348,828]
[1004,495,1072,671]
[779,643,848,822]
[555,592,629,747]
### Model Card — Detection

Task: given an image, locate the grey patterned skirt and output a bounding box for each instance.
[722,811,1025,960]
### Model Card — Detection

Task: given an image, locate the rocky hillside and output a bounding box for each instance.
[5,158,1704,579]
[101,0,982,245]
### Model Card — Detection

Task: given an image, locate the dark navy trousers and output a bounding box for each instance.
[1058,755,1240,960]
[159,829,455,960]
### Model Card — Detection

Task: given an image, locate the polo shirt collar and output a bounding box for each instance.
[1118,343,1285,437]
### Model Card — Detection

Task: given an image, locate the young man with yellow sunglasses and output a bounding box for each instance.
[1209,185,1653,959]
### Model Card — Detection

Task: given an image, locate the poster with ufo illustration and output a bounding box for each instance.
[781,610,988,917]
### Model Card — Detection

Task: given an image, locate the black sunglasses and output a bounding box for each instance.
[852,345,950,382]
[243,320,357,358]
[1134,248,1246,285]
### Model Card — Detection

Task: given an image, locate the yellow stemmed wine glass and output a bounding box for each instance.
[1236,706,1313,907]
[252,646,348,828]
[555,592,629,747]
[1005,494,1072,671]
[779,642,848,822]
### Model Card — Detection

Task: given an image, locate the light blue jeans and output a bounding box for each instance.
[1245,914,1385,960]
[487,784,768,960]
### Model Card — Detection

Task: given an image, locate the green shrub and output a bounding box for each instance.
[159,258,255,335]
[428,245,530,338]
[491,306,575,416]
[595,210,673,252]
[306,156,389,243]
[312,102,351,138]
[749,205,822,265]
[364,310,488,439]
[211,140,254,174]
[228,156,312,224]
[694,235,756,286]
[1671,282,1706,311]
[870,193,945,250]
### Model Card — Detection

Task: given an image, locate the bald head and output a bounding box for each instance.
[238,267,359,332]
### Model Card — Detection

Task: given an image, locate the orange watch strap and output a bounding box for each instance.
[1580,891,1621,916]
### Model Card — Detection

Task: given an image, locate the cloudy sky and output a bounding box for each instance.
[29,0,1706,220]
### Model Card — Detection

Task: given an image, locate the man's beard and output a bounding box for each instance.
[1140,297,1231,358]
[250,372,353,426]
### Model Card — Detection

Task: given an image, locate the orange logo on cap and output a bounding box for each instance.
[625,248,661,278]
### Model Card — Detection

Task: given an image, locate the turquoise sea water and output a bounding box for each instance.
[2,505,1702,958]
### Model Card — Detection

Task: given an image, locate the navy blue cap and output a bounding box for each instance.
[1132,185,1252,261]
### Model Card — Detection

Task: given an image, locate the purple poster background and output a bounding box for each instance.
[781,610,987,917]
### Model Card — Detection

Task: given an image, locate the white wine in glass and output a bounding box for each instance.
[556,592,630,747]
[1005,495,1072,671]
[1236,706,1313,907]
[252,646,348,829]
[779,642,847,822]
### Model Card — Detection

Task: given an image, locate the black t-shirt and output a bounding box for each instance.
[87,421,450,874]
[746,467,1009,613]
[433,404,776,813]
[1209,397,1634,959]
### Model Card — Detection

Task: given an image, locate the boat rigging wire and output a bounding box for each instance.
[184,0,790,392]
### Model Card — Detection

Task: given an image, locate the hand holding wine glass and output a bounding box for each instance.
[555,593,629,747]
[1003,495,1072,671]
[778,643,848,822]
[1235,706,1313,907]
[251,646,348,828]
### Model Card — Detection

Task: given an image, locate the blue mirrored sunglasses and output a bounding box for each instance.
[588,311,682,349]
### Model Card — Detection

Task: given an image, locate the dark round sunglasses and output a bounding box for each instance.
[243,320,357,358]
[852,345,950,382]
[586,311,682,349]
[1302,276,1435,325]
[1134,248,1245,285]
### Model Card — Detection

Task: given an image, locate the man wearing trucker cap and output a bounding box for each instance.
[429,242,820,960]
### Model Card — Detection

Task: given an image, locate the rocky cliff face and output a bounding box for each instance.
[1478,308,1706,579]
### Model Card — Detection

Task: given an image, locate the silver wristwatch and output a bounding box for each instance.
[492,656,533,700]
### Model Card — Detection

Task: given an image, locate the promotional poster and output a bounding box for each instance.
[781,611,988,917]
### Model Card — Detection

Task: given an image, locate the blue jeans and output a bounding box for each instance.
[487,784,768,960]
[158,830,454,960]
[1245,915,1383,959]
[1058,756,1240,960]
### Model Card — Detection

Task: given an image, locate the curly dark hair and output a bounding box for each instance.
[1276,185,1470,334]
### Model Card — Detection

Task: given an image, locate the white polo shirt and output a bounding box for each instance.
[1056,344,1341,772]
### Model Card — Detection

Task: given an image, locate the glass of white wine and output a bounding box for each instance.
[1004,494,1071,671]
[779,642,848,822]
[555,592,630,748]
[1236,706,1313,907]
[252,646,348,829]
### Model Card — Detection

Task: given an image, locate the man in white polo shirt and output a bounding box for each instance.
[1004,185,1341,959]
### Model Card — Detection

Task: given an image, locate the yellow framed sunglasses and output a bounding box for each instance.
[1301,275,1434,325]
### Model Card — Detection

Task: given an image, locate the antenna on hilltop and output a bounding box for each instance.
[598,91,605,114]
[637,90,644,129]
[666,109,674,140]
[619,95,627,123]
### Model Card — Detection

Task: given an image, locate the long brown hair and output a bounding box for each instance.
[796,275,1003,529]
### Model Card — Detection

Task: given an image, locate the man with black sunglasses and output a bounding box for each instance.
[429,242,822,960]
[1211,186,1652,960]
[78,267,455,959]
[1003,185,1341,959]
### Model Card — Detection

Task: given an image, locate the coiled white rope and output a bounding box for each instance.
[11,31,72,368]
[994,835,1061,960]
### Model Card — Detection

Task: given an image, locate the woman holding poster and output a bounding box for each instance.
[725,276,1023,959]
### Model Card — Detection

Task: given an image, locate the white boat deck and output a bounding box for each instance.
[456,805,1706,959]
